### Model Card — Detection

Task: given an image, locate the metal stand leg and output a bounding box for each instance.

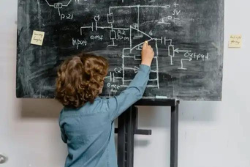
[117,110,126,167]
[170,101,179,167]
[116,100,178,167]
[117,106,151,167]
[117,107,135,167]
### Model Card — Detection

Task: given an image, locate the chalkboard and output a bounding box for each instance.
[17,0,224,101]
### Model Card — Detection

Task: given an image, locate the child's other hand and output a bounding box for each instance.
[141,41,154,66]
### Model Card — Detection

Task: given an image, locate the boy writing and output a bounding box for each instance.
[55,41,154,167]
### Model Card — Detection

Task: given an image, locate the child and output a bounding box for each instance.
[56,41,154,167]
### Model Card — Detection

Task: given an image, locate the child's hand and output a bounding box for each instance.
[141,41,154,66]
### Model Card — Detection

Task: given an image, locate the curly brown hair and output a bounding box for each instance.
[55,52,109,108]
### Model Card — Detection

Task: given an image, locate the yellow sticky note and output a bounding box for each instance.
[229,35,242,48]
[31,30,45,46]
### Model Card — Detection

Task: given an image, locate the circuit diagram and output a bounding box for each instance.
[41,0,210,98]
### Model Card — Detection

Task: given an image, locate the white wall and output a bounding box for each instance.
[1,0,250,167]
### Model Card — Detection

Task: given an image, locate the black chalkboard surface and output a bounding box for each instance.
[17,0,224,101]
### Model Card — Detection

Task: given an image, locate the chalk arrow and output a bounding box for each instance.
[174,48,191,53]
[182,58,192,62]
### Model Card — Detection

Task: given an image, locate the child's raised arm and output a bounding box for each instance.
[103,41,154,121]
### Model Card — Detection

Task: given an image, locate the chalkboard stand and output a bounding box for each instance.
[115,99,180,167]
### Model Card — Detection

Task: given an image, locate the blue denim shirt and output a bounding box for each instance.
[59,64,150,167]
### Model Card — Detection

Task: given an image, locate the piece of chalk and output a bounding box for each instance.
[155,96,168,99]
